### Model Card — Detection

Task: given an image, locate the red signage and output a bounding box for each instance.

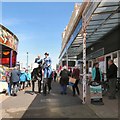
[0,28,18,52]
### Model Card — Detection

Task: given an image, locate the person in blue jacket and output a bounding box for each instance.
[92,62,102,83]
[43,52,52,79]
[20,68,27,90]
[25,69,31,87]
[43,52,52,95]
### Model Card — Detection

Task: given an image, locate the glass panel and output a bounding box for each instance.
[87,38,97,41]
[102,23,118,28]
[92,14,110,20]
[88,35,103,38]
[89,20,104,25]
[94,32,107,35]
[99,2,119,7]
[86,29,95,32]
[105,18,119,24]
[95,31,108,34]
[94,6,119,14]
[110,13,120,19]
[87,25,99,29]
[97,28,111,32]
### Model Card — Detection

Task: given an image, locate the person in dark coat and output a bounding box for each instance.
[35,55,42,65]
[31,63,42,94]
[60,66,70,95]
[107,60,117,99]
[53,70,57,82]
[72,66,80,96]
[10,66,20,96]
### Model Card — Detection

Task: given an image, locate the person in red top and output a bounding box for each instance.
[72,66,80,96]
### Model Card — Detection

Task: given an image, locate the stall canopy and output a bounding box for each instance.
[59,1,120,60]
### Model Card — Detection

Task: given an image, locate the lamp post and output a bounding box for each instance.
[26,52,28,69]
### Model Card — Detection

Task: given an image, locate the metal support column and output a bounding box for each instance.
[10,50,13,67]
[82,14,87,104]
[117,51,120,77]
[82,32,87,104]
[66,50,68,68]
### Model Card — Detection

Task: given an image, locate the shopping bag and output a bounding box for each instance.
[69,77,76,84]
[68,82,74,86]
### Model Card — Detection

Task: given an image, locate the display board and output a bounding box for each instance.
[0,26,18,52]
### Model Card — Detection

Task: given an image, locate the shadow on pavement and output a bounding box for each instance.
[21,82,83,118]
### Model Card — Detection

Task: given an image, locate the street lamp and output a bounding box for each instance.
[26,52,28,69]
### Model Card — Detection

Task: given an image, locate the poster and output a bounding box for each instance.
[90,85,102,100]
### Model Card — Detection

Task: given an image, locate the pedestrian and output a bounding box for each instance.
[43,52,52,79]
[92,62,102,83]
[5,69,12,96]
[35,55,42,65]
[25,69,31,87]
[72,66,80,96]
[107,60,117,99]
[60,66,70,95]
[53,70,57,82]
[43,52,52,95]
[20,68,27,90]
[10,66,20,96]
[69,68,72,77]
[31,63,42,95]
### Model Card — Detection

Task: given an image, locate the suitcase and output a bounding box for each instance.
[90,82,103,104]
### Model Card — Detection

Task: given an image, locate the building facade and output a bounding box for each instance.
[59,1,120,78]
[0,24,19,67]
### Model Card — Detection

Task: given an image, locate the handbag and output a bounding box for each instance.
[69,77,76,84]
[68,82,74,86]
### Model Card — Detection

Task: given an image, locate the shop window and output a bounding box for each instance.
[113,53,118,67]
[119,51,120,57]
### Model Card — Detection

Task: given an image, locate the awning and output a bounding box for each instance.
[59,1,120,60]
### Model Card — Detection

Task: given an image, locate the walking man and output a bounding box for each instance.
[72,66,80,96]
[60,66,70,95]
[35,55,42,65]
[107,60,117,99]
[11,66,20,96]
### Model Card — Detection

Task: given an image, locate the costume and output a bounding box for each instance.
[43,56,52,78]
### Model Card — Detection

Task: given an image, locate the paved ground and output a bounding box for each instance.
[0,81,119,119]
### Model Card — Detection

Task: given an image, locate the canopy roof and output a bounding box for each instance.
[59,1,120,60]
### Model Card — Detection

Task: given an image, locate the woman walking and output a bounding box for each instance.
[72,66,80,96]
[20,68,27,90]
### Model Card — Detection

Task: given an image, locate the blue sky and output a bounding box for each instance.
[1,2,76,69]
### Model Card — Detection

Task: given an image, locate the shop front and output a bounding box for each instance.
[0,24,19,92]
[77,26,120,79]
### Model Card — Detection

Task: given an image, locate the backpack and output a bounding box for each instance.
[61,70,69,79]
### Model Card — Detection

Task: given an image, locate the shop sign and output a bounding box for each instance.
[0,28,18,52]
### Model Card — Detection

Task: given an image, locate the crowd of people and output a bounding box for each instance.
[5,66,32,96]
[4,53,118,100]
[90,60,118,100]
[5,52,57,96]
